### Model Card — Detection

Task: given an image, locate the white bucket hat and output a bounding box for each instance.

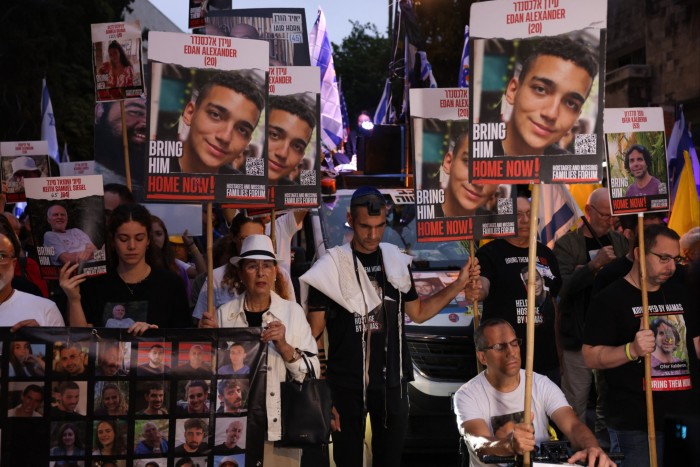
[230,234,277,266]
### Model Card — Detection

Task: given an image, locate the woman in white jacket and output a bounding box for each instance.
[200,234,320,467]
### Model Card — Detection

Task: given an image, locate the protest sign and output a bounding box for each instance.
[145,32,269,204]
[206,8,311,66]
[0,141,50,203]
[0,327,267,467]
[469,0,607,184]
[604,107,669,214]
[410,88,516,241]
[91,22,145,102]
[24,175,107,280]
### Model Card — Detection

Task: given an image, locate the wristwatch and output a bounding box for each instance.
[287,348,301,363]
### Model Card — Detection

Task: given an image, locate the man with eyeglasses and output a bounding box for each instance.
[0,230,63,329]
[553,188,627,425]
[582,224,700,466]
[302,186,480,467]
[467,192,562,383]
[454,319,613,467]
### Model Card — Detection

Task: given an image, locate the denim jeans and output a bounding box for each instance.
[608,428,664,467]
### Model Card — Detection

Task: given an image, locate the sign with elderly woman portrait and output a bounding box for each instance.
[24,175,107,280]
[410,88,517,241]
[604,107,670,215]
[0,141,50,203]
[91,21,145,102]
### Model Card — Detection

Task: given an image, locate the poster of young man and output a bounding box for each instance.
[24,175,107,280]
[206,8,311,66]
[410,88,516,241]
[604,107,669,215]
[91,22,145,102]
[0,141,50,203]
[468,0,607,184]
[145,32,269,204]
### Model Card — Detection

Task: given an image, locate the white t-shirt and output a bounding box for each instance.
[43,228,93,265]
[0,290,65,327]
[453,370,569,467]
[265,212,303,274]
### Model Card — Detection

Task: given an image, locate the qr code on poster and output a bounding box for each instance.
[245,157,265,176]
[497,197,513,215]
[574,134,597,155]
[299,170,316,186]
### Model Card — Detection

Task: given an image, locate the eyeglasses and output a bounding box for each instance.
[242,260,276,274]
[0,253,15,265]
[479,338,522,352]
[588,204,612,219]
[648,251,682,264]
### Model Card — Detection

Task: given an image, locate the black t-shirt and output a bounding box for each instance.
[592,256,633,296]
[245,310,264,327]
[308,248,418,390]
[477,239,562,373]
[583,278,700,430]
[81,268,191,328]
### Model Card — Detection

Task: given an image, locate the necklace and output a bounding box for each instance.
[244,296,271,313]
[119,267,150,295]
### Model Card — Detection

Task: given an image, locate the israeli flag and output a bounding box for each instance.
[41,78,60,162]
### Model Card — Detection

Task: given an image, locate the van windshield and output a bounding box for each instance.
[319,191,469,271]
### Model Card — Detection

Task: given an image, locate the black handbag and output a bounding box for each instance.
[277,351,333,447]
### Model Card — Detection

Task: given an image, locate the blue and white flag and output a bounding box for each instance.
[374,78,394,125]
[309,7,343,152]
[417,51,437,88]
[458,25,469,88]
[41,78,59,163]
[538,184,583,249]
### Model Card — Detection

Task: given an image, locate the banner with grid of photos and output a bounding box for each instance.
[0,327,267,467]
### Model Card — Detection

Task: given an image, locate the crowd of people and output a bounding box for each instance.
[1,178,698,467]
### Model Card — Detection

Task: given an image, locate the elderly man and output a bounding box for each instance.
[583,225,700,466]
[680,226,700,264]
[135,422,168,454]
[554,187,627,423]
[43,204,97,266]
[455,319,613,467]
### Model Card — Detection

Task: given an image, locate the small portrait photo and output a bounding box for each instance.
[215,378,249,415]
[52,341,89,378]
[133,419,169,455]
[50,381,88,418]
[134,459,167,467]
[135,380,170,416]
[102,301,148,329]
[92,419,128,456]
[49,421,87,457]
[605,131,668,199]
[175,380,211,416]
[94,381,129,416]
[8,340,46,378]
[174,456,208,467]
[217,341,253,375]
[95,340,131,377]
[214,454,244,467]
[136,342,172,376]
[519,266,550,307]
[413,276,444,299]
[7,382,44,417]
[214,417,246,454]
[174,418,211,457]
[2,155,48,201]
[176,342,213,378]
[51,462,85,467]
[91,461,126,467]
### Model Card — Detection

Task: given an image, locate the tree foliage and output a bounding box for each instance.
[0,0,134,161]
[332,21,390,123]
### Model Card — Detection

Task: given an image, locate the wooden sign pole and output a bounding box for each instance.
[206,202,214,317]
[119,100,132,191]
[470,240,483,373]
